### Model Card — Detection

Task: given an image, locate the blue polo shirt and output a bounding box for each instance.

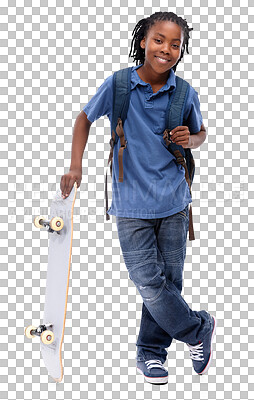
[83,64,203,219]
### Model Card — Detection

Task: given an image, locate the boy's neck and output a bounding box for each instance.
[137,64,170,87]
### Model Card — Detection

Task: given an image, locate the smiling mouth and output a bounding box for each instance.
[155,56,171,63]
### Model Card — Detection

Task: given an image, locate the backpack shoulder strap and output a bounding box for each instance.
[112,67,132,136]
[167,75,190,133]
[105,67,131,221]
[164,75,196,241]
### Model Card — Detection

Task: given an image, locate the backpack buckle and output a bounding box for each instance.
[121,140,127,149]
[163,129,172,145]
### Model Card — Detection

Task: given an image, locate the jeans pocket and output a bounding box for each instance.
[177,205,189,219]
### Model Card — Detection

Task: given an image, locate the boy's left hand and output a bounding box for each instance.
[163,126,192,149]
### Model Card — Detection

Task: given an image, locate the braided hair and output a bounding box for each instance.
[129,11,193,72]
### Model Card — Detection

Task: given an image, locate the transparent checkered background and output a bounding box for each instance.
[1,0,254,398]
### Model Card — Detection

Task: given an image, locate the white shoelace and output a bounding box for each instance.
[145,360,167,371]
[186,342,204,361]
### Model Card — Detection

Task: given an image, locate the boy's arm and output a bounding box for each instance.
[166,123,207,150]
[60,110,92,198]
[188,123,207,149]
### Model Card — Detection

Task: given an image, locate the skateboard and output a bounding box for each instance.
[25,182,78,382]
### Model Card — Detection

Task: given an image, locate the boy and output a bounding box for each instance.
[61,11,216,385]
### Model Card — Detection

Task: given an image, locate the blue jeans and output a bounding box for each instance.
[116,204,211,363]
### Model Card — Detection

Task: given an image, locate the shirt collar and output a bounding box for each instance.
[131,64,176,93]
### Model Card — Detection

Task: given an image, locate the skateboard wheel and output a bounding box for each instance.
[50,217,64,232]
[24,325,36,339]
[41,330,55,344]
[34,216,46,229]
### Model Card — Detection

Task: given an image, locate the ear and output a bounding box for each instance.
[140,37,146,49]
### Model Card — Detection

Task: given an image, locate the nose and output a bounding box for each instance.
[161,43,171,55]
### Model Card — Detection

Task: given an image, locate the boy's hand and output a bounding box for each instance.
[163,126,192,149]
[60,168,82,199]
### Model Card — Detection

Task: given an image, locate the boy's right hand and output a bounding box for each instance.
[60,168,82,199]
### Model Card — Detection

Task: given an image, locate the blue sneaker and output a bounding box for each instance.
[186,314,217,374]
[137,359,168,384]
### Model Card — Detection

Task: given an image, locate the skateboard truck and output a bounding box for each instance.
[25,324,55,345]
[34,215,64,233]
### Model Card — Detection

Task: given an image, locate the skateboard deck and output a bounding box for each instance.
[25,182,78,382]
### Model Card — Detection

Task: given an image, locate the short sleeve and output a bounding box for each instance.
[183,86,203,134]
[83,74,113,124]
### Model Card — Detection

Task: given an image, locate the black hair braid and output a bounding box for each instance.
[129,11,193,73]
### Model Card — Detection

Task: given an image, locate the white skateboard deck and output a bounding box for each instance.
[40,182,77,382]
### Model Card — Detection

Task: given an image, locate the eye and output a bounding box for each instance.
[154,39,180,48]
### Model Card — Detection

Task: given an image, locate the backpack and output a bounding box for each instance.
[105,66,196,240]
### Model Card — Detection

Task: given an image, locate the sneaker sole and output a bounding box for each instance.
[198,315,217,375]
[137,367,168,384]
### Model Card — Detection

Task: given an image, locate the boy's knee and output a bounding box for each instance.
[129,265,166,302]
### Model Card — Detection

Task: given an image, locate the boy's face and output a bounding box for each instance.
[140,20,184,76]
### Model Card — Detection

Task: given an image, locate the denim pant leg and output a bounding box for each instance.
[134,205,189,362]
[116,206,211,361]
